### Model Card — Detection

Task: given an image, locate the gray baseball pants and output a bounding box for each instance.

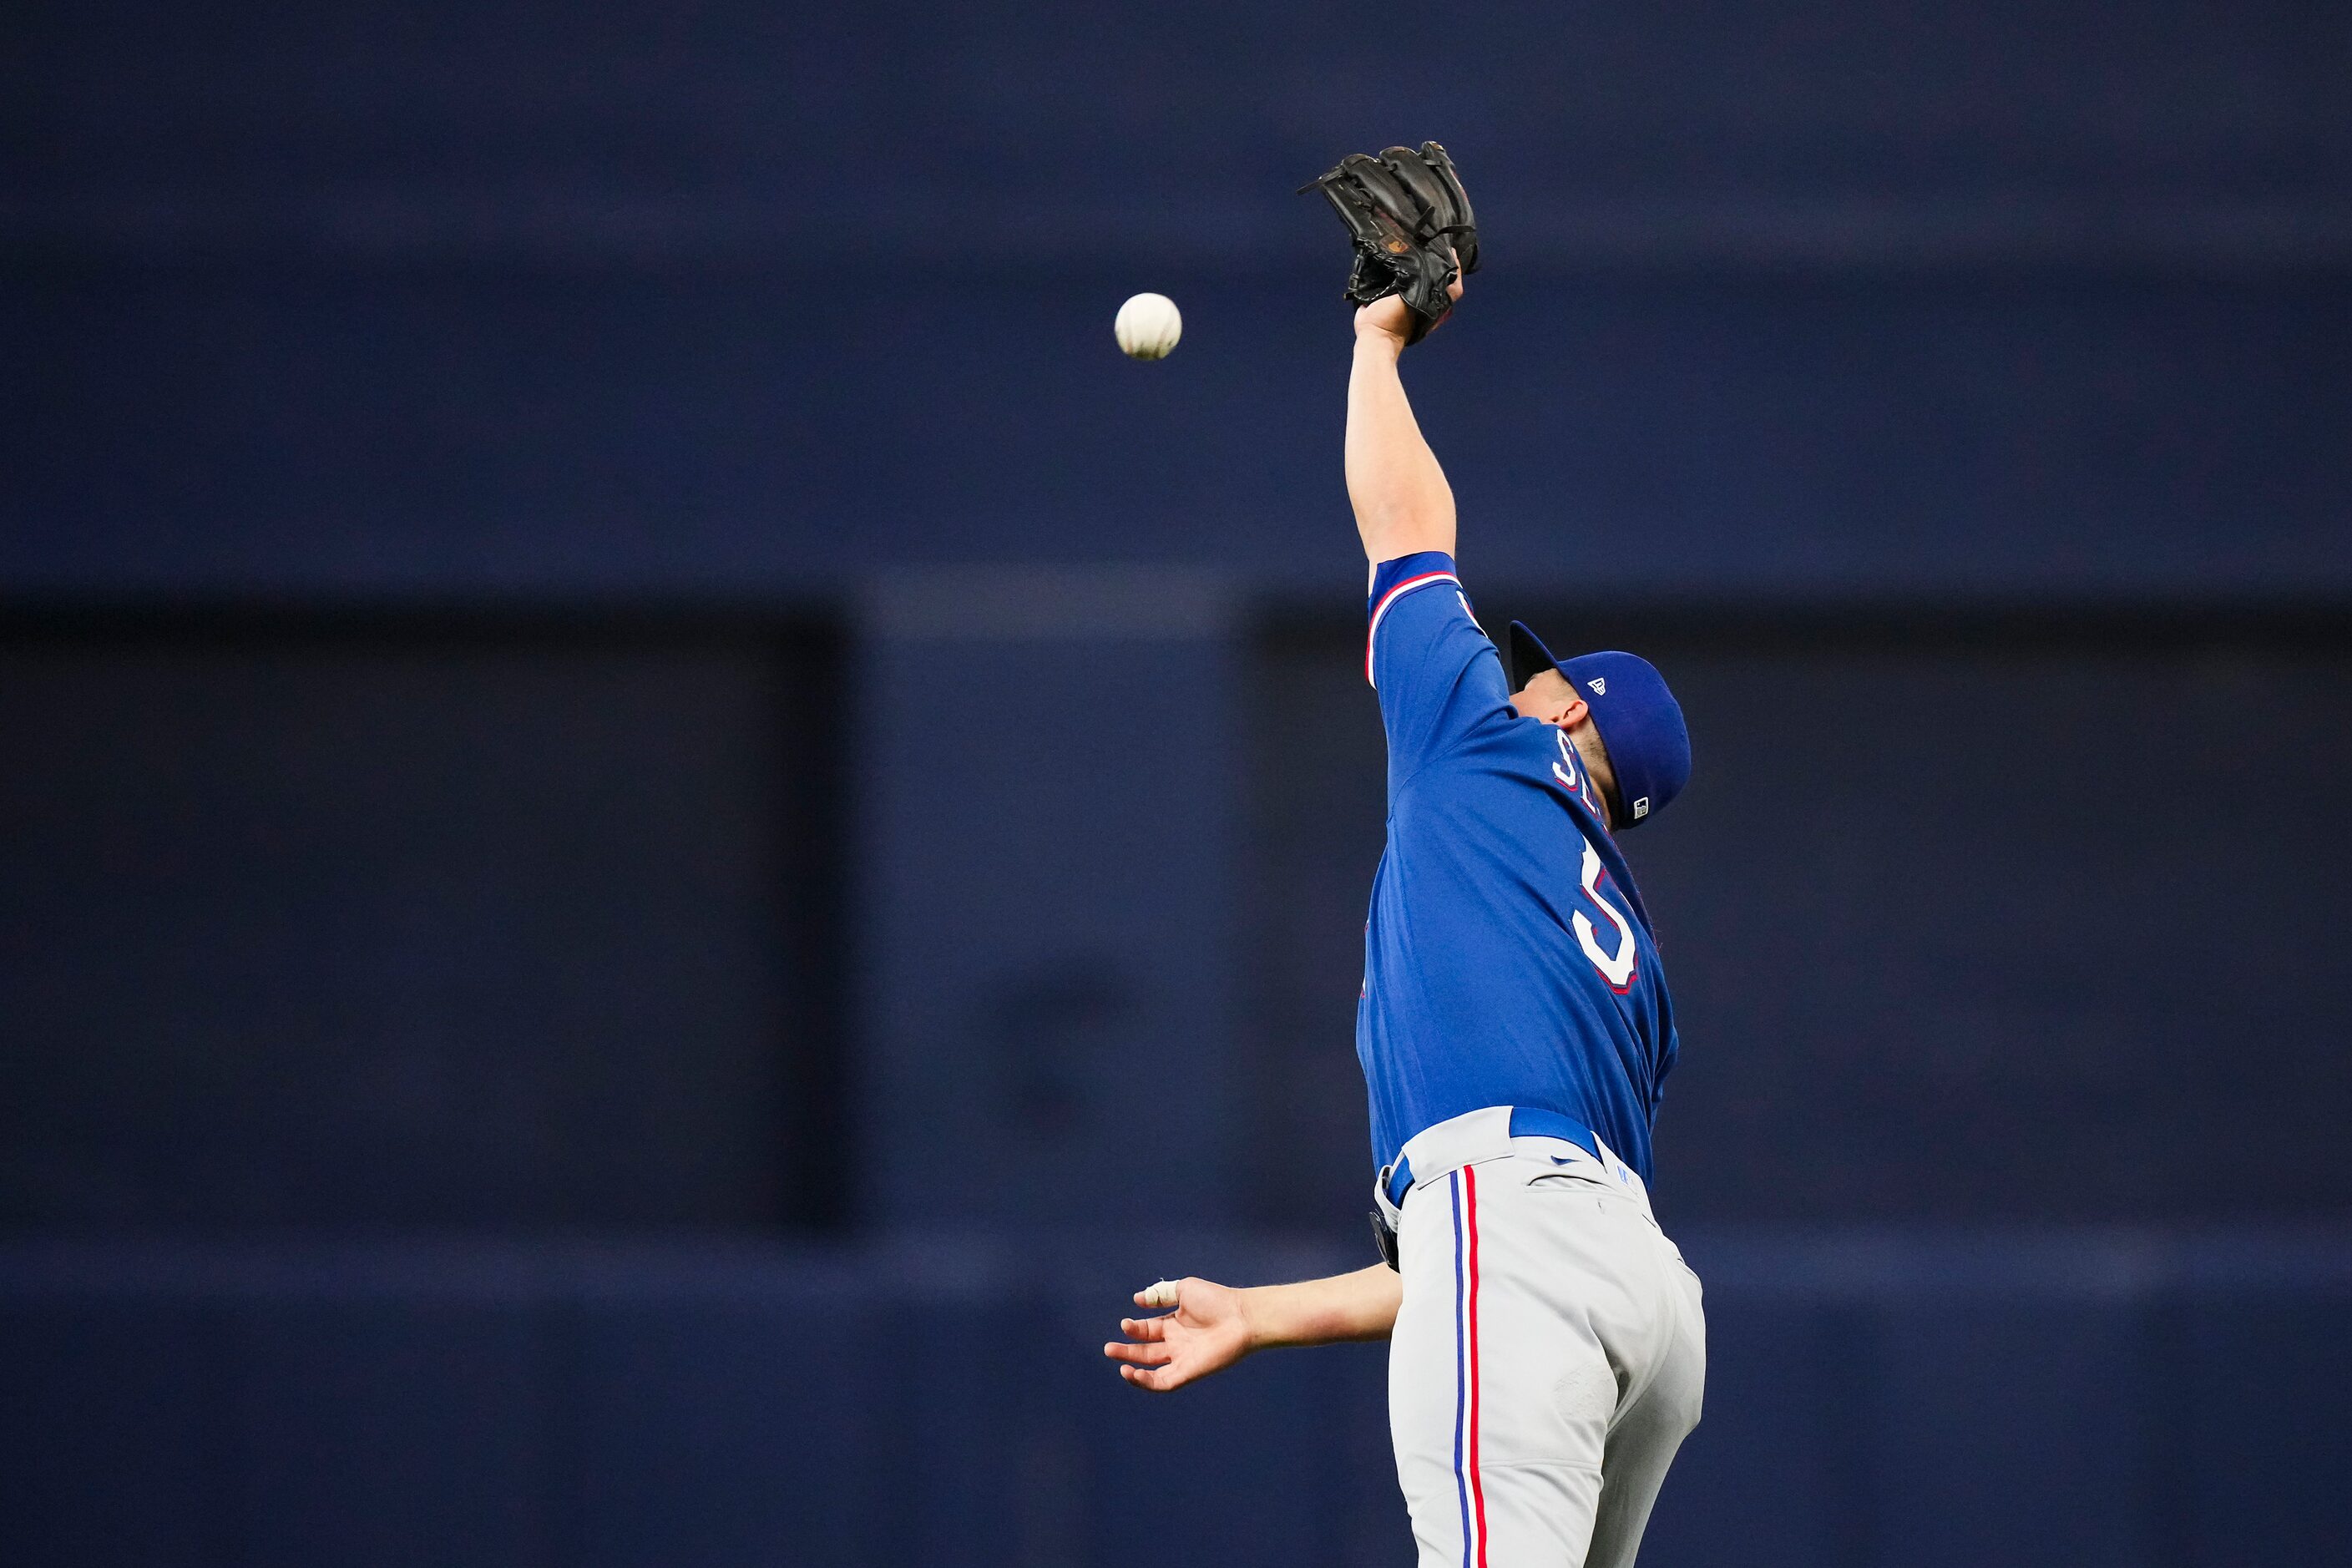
[1379,1108,1707,1568]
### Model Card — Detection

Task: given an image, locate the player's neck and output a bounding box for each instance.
[1567,724,1621,831]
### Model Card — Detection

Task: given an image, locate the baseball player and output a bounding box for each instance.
[1104,146,1704,1568]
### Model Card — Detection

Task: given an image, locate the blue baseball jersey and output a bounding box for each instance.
[1358,552,1680,1184]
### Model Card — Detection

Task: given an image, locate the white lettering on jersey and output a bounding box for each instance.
[1573,838,1638,993]
[1551,727,1583,794]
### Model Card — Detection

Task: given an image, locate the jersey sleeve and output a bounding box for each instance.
[1366,551,1514,776]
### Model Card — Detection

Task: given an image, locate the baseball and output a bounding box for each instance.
[1115,292,1182,360]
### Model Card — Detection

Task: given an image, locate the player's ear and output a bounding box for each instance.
[1554,690,1590,728]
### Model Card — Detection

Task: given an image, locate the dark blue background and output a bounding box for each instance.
[4,3,2349,1563]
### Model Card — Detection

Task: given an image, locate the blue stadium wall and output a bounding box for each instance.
[4,3,2349,1563]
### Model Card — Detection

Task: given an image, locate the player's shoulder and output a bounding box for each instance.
[1391,695,1540,798]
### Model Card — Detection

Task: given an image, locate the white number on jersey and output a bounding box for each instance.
[1573,838,1638,993]
[1550,729,1638,992]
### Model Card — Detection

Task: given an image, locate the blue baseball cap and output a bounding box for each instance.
[1504,622,1691,828]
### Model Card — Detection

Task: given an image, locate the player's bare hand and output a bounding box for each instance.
[1353,271,1467,350]
[1103,1276,1253,1393]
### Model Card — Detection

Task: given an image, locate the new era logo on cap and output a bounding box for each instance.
[1587,677,1606,695]
[1632,797,1650,820]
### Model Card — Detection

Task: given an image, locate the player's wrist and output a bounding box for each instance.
[1233,1283,1274,1353]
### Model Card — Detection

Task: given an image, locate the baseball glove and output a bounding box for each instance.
[1302,142,1480,343]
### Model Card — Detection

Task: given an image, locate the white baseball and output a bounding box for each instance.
[1115,292,1182,360]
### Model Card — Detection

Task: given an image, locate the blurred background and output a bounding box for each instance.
[4,4,2349,1564]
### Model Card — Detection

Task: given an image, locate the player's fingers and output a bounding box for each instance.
[1135,1278,1182,1310]
[1119,1363,1185,1393]
[1117,1315,1169,1342]
[1102,1340,1171,1367]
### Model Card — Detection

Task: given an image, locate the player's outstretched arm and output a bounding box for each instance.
[1103,1264,1403,1393]
[1345,286,1464,566]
